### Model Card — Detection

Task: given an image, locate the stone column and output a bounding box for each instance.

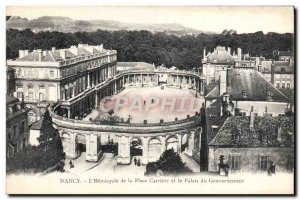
[117,135,131,164]
[87,73,90,88]
[142,137,149,165]
[95,91,98,108]
[64,133,77,158]
[161,136,166,154]
[177,134,182,154]
[67,108,71,118]
[200,81,204,95]
[72,85,75,98]
[186,131,195,156]
[86,134,101,162]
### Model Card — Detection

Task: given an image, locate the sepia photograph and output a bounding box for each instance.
[4,5,295,195]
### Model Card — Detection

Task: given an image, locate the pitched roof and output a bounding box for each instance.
[207,46,235,64]
[30,119,43,130]
[205,99,228,143]
[209,116,294,147]
[227,68,288,102]
[205,85,220,99]
[6,95,18,105]
[278,51,293,57]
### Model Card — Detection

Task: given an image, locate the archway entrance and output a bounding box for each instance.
[166,136,179,153]
[130,138,143,157]
[76,134,86,156]
[181,133,188,153]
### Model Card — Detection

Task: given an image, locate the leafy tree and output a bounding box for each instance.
[145,149,191,175]
[7,109,65,173]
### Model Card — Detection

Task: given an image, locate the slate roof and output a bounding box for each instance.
[6,95,18,105]
[209,116,294,147]
[227,68,288,102]
[205,99,228,143]
[15,45,105,62]
[30,119,43,130]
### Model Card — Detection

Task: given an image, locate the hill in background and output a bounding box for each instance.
[6,16,213,36]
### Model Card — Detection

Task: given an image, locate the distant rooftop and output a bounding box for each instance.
[12,44,114,62]
[117,62,155,71]
[227,68,288,102]
[207,46,235,64]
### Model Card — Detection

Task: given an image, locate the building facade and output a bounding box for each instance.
[6,95,30,158]
[7,44,117,122]
[208,115,294,173]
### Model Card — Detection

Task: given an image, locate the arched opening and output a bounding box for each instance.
[166,136,179,153]
[76,134,86,156]
[148,138,162,162]
[181,133,188,153]
[130,137,143,157]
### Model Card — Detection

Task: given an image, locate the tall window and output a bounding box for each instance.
[17,69,22,76]
[287,83,291,88]
[39,93,44,101]
[13,125,17,136]
[259,155,268,170]
[50,70,54,77]
[282,82,286,88]
[276,83,280,88]
[20,121,25,134]
[231,155,241,170]
[17,92,23,99]
[28,92,33,100]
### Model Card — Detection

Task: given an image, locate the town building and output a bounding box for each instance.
[6,44,117,122]
[7,66,15,96]
[6,95,30,158]
[205,66,290,117]
[259,60,294,89]
[208,114,294,173]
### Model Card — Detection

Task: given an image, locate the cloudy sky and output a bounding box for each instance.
[6,6,294,34]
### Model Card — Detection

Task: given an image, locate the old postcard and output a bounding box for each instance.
[5,6,295,195]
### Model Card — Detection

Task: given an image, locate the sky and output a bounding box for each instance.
[6,6,294,34]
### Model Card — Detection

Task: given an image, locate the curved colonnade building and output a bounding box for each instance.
[7,43,205,165]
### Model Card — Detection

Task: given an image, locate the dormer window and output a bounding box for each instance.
[266,91,273,101]
[242,90,248,99]
[232,134,240,144]
[281,67,286,73]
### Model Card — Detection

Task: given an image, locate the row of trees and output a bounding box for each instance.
[7,29,293,70]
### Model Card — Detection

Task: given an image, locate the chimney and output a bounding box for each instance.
[219,67,227,95]
[96,44,104,52]
[24,50,29,56]
[289,57,293,67]
[43,50,47,57]
[271,60,275,85]
[19,50,25,58]
[250,109,255,131]
[37,49,42,61]
[203,48,206,58]
[277,126,282,143]
[227,47,231,55]
[60,49,66,59]
[69,46,78,56]
[52,47,56,52]
[237,48,242,61]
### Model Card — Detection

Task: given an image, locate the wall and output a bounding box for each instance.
[208,147,294,173]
